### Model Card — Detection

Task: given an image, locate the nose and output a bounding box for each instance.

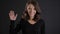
[30,9,33,13]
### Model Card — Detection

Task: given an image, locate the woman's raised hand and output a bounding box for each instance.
[9,10,18,21]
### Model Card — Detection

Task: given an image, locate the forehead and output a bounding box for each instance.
[27,4,35,8]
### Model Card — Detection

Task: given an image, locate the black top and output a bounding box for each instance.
[9,18,45,34]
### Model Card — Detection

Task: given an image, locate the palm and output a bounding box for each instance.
[9,10,18,20]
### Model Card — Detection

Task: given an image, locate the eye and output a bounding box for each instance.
[34,8,36,10]
[28,8,30,9]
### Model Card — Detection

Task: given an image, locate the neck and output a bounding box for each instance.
[30,16,34,20]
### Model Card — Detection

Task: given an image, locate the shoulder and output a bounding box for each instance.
[38,18,45,24]
[20,18,25,21]
[39,18,44,22]
[20,18,26,23]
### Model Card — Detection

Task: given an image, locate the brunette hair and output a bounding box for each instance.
[21,0,41,22]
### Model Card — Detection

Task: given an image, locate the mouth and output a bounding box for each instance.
[30,14,34,16]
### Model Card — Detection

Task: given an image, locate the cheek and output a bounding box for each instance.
[33,11,36,15]
[27,9,30,13]
[27,10,30,15]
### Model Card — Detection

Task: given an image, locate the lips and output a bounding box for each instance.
[30,14,34,16]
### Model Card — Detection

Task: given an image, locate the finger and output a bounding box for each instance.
[9,11,15,16]
[15,14,18,18]
[9,13,10,17]
[9,12,13,16]
[10,11,14,14]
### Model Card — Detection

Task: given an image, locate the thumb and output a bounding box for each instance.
[15,14,18,18]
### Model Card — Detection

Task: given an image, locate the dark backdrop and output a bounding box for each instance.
[0,0,60,34]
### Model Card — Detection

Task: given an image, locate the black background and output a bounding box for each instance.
[0,0,60,34]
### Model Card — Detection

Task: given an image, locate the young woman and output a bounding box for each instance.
[9,0,45,34]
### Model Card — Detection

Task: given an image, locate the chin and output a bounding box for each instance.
[30,15,34,17]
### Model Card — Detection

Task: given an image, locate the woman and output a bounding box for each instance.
[9,0,45,34]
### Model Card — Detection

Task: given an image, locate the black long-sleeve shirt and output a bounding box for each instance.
[9,18,45,34]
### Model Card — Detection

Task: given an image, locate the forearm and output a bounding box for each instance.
[9,20,16,34]
[9,20,22,34]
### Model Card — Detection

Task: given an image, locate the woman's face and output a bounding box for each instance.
[27,4,36,17]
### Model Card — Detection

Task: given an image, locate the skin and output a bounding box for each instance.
[27,4,37,24]
[27,4,36,20]
[9,10,18,21]
[9,4,36,25]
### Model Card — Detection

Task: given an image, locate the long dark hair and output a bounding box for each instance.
[21,0,41,22]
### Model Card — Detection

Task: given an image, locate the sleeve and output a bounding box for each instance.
[9,19,23,34]
[41,19,45,34]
